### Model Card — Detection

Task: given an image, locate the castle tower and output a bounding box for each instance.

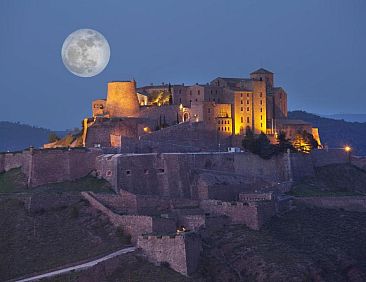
[105,81,140,117]
[250,68,274,90]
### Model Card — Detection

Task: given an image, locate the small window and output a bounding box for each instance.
[241,117,243,123]
[240,93,243,98]
[144,169,149,174]
[241,107,243,111]
[247,100,249,105]
[247,107,250,111]
[247,93,249,97]
[261,115,262,120]
[179,98,182,103]
[260,100,263,105]
[179,89,182,94]
[208,108,211,113]
[106,170,112,177]
[260,93,262,98]
[261,123,263,127]
[260,108,262,112]
[157,168,165,174]
[126,170,131,176]
[195,99,198,102]
[190,91,192,95]
[247,117,250,123]
[240,100,243,104]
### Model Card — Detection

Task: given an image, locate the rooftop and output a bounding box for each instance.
[250,68,273,75]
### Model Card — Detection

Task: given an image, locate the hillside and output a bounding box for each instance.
[289,111,366,156]
[0,121,67,152]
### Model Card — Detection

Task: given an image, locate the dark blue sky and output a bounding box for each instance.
[0,0,365,130]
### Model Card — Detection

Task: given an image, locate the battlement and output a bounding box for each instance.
[137,231,201,276]
[200,199,275,230]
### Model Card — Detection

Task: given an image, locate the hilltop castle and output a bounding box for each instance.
[45,68,320,151]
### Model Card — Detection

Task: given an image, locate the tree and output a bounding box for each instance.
[277,131,293,152]
[48,132,60,143]
[242,127,256,152]
[242,128,276,159]
[292,130,319,153]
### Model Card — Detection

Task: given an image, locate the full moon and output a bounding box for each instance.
[61,29,110,77]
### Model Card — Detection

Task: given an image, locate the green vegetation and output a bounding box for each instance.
[0,195,128,281]
[288,163,366,197]
[50,253,191,282]
[0,168,27,193]
[242,127,294,159]
[0,168,114,194]
[48,132,60,143]
[199,206,366,281]
[289,110,366,155]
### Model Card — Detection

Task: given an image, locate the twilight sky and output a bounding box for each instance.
[0,0,365,130]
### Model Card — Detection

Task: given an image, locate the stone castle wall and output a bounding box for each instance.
[137,232,202,276]
[199,199,276,230]
[81,192,176,243]
[0,151,24,172]
[96,152,293,197]
[0,148,101,187]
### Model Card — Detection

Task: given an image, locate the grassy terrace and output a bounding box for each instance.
[0,168,114,194]
[287,164,366,197]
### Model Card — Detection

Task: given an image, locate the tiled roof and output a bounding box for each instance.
[250,68,273,75]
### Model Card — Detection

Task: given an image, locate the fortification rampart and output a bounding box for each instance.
[137,232,202,276]
[0,148,101,187]
[295,196,366,212]
[0,151,24,172]
[199,199,275,230]
[81,192,176,242]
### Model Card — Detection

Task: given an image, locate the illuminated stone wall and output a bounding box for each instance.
[105,81,140,117]
[91,99,106,117]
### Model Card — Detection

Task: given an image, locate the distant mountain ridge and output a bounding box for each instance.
[0,121,67,152]
[289,111,366,156]
[320,113,366,123]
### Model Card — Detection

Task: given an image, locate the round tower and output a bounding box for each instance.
[105,80,140,117]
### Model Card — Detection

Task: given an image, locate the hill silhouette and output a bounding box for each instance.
[289,111,366,156]
[0,121,67,152]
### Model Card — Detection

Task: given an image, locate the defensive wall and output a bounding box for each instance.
[199,199,276,230]
[139,121,231,152]
[96,152,291,196]
[137,232,202,276]
[0,148,101,187]
[81,192,176,243]
[295,196,366,212]
[177,214,228,233]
